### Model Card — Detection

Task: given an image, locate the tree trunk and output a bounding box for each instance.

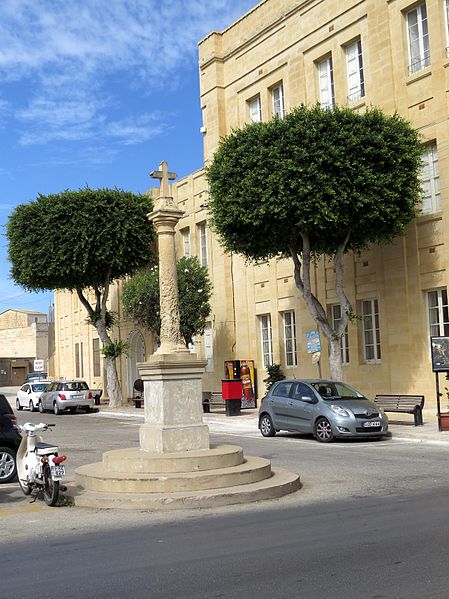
[76,286,123,408]
[95,320,123,408]
[290,234,349,382]
[329,337,343,381]
[103,355,122,408]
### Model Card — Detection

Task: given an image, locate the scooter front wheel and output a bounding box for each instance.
[43,463,59,506]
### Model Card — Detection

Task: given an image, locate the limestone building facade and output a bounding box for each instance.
[0,309,52,385]
[54,0,449,416]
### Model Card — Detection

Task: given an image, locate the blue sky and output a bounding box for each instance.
[0,0,257,315]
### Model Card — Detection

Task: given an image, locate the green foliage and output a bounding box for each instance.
[86,310,116,331]
[122,256,212,346]
[263,364,286,391]
[7,187,156,291]
[206,105,423,260]
[101,340,129,359]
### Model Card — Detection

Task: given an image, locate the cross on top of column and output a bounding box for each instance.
[150,161,177,199]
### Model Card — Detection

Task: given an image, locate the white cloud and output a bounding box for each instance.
[0,0,256,149]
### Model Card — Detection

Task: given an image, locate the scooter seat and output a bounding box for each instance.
[35,442,58,455]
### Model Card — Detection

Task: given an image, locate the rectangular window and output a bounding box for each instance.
[199,222,208,267]
[346,40,365,103]
[204,324,213,371]
[248,96,261,122]
[260,314,273,368]
[75,342,84,378]
[93,338,100,377]
[331,305,350,364]
[362,299,381,362]
[272,84,285,118]
[421,143,440,214]
[317,56,335,109]
[428,289,449,336]
[182,228,191,258]
[445,0,449,54]
[407,4,430,74]
[283,311,297,367]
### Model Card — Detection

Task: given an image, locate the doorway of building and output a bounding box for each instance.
[126,330,145,399]
[12,366,26,386]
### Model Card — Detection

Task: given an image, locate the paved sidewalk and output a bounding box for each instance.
[96,403,449,446]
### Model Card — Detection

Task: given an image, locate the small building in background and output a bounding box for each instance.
[0,309,53,386]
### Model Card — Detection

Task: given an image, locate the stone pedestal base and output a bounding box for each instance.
[138,353,209,453]
[139,423,209,453]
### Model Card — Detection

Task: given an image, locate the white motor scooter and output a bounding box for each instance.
[16,422,67,506]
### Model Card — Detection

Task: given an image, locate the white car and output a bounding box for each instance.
[16,381,51,412]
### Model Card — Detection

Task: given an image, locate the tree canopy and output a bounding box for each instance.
[206,105,422,261]
[122,256,212,347]
[7,187,156,407]
[206,105,423,380]
[7,187,155,291]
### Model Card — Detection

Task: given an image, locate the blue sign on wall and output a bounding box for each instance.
[306,330,321,354]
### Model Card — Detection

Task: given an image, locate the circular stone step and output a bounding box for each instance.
[71,468,301,510]
[103,444,244,474]
[75,456,272,493]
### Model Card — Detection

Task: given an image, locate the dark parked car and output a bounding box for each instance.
[24,371,48,383]
[0,394,21,483]
[258,379,389,443]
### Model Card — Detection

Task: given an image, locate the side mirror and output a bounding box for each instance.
[301,395,317,404]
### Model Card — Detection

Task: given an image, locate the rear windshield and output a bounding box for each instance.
[31,383,49,392]
[62,382,89,391]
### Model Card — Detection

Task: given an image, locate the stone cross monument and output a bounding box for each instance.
[138,161,209,453]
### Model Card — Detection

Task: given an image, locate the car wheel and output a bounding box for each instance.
[29,399,36,413]
[0,447,17,483]
[314,418,335,443]
[16,398,23,411]
[53,402,61,416]
[259,413,276,437]
[38,401,45,413]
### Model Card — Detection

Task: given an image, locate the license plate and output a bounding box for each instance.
[51,465,65,478]
[363,421,381,428]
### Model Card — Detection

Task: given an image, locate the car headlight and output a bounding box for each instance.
[329,404,350,417]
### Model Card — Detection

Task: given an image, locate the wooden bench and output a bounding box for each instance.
[374,394,424,426]
[202,392,225,413]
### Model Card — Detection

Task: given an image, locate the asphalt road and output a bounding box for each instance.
[1,404,448,598]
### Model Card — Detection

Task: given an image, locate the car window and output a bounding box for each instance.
[22,384,29,392]
[272,382,293,397]
[31,383,49,392]
[292,383,314,400]
[63,381,88,391]
[312,382,365,399]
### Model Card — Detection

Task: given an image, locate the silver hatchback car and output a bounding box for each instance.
[39,380,95,415]
[258,379,388,442]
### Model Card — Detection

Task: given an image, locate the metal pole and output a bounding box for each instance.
[435,371,442,432]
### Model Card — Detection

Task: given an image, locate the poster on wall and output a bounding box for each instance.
[224,360,257,408]
[430,336,449,372]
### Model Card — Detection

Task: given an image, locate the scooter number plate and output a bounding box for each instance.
[51,465,65,478]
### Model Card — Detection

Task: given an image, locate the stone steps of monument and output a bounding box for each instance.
[70,468,301,510]
[102,444,244,473]
[75,456,272,493]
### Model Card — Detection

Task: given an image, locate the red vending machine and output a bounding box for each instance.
[224,360,257,408]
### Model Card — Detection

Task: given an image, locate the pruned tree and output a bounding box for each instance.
[7,187,155,407]
[206,105,423,380]
[122,256,212,347]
